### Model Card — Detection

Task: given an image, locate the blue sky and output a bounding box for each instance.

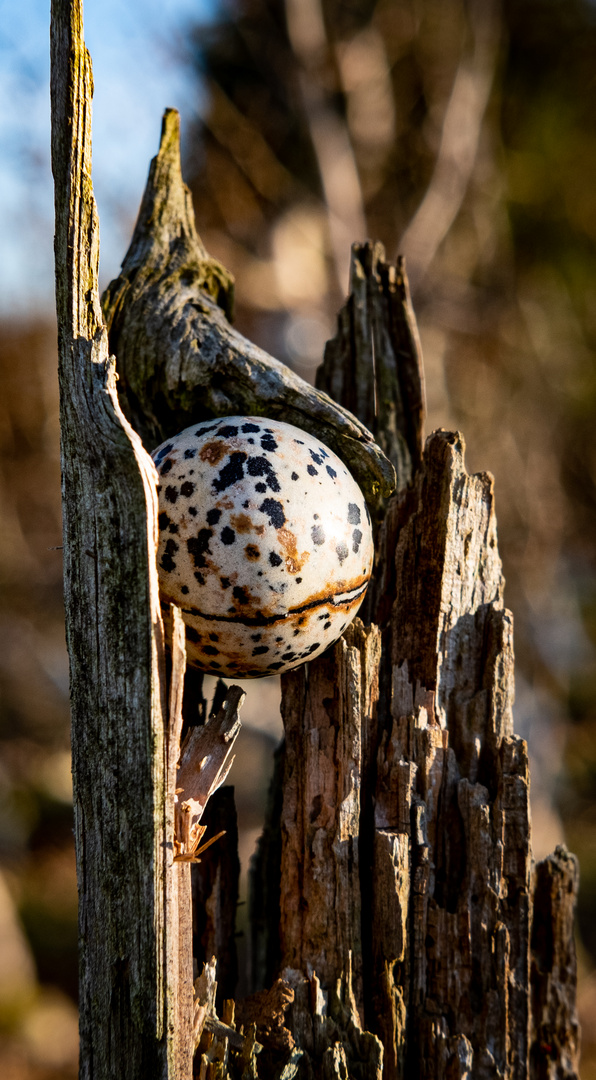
[0,0,214,319]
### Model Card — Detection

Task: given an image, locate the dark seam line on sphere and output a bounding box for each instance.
[179,583,368,627]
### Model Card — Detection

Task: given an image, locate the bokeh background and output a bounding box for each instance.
[1,0,596,1075]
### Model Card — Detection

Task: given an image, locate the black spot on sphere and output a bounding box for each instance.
[245,544,260,559]
[348,503,361,525]
[160,459,173,475]
[221,526,235,545]
[255,483,267,493]
[251,633,262,642]
[242,500,249,509]
[217,425,238,437]
[189,507,197,517]
[294,439,304,445]
[194,572,205,585]
[206,508,221,525]
[165,538,179,555]
[296,576,302,583]
[307,465,318,477]
[242,422,260,433]
[181,585,189,595]
[233,586,249,604]
[275,637,283,642]
[268,662,284,670]
[336,542,349,564]
[326,465,337,479]
[311,525,325,546]
[168,523,179,534]
[184,448,197,459]
[154,442,174,464]
[213,452,247,493]
[308,643,320,653]
[186,627,201,644]
[282,651,297,661]
[180,481,195,498]
[269,551,283,567]
[194,423,218,438]
[259,499,286,529]
[319,446,329,458]
[220,577,231,589]
[209,661,221,669]
[260,434,278,452]
[252,645,269,656]
[291,472,299,481]
[247,455,281,492]
[324,621,332,630]
[209,633,219,642]
[352,528,363,553]
[309,449,323,466]
[203,645,219,656]
[160,550,176,573]
[158,512,170,531]
[165,485,179,503]
[187,529,213,568]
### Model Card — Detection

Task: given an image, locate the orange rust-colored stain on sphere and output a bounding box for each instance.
[199,441,228,465]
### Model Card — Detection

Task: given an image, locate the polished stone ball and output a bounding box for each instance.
[152,416,374,678]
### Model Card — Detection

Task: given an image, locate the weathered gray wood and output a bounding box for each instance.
[50,1,182,1075]
[279,621,381,1016]
[317,243,425,495]
[166,606,193,1075]
[100,110,395,506]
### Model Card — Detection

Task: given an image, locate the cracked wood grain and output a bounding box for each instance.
[51,0,184,1075]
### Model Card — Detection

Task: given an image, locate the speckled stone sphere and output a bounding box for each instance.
[152,416,374,678]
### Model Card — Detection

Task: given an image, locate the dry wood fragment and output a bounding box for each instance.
[175,684,244,856]
[51,1,187,1074]
[317,242,425,494]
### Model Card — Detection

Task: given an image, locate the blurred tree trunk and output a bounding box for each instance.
[52,0,581,1075]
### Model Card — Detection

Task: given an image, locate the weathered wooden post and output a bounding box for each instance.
[51,1,581,1077]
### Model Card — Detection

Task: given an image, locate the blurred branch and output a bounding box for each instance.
[200,78,295,203]
[399,0,501,291]
[284,0,367,293]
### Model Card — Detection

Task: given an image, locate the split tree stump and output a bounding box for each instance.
[51,2,580,1077]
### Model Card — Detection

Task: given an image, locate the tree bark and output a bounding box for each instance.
[50,6,243,1077]
[51,1,176,1073]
